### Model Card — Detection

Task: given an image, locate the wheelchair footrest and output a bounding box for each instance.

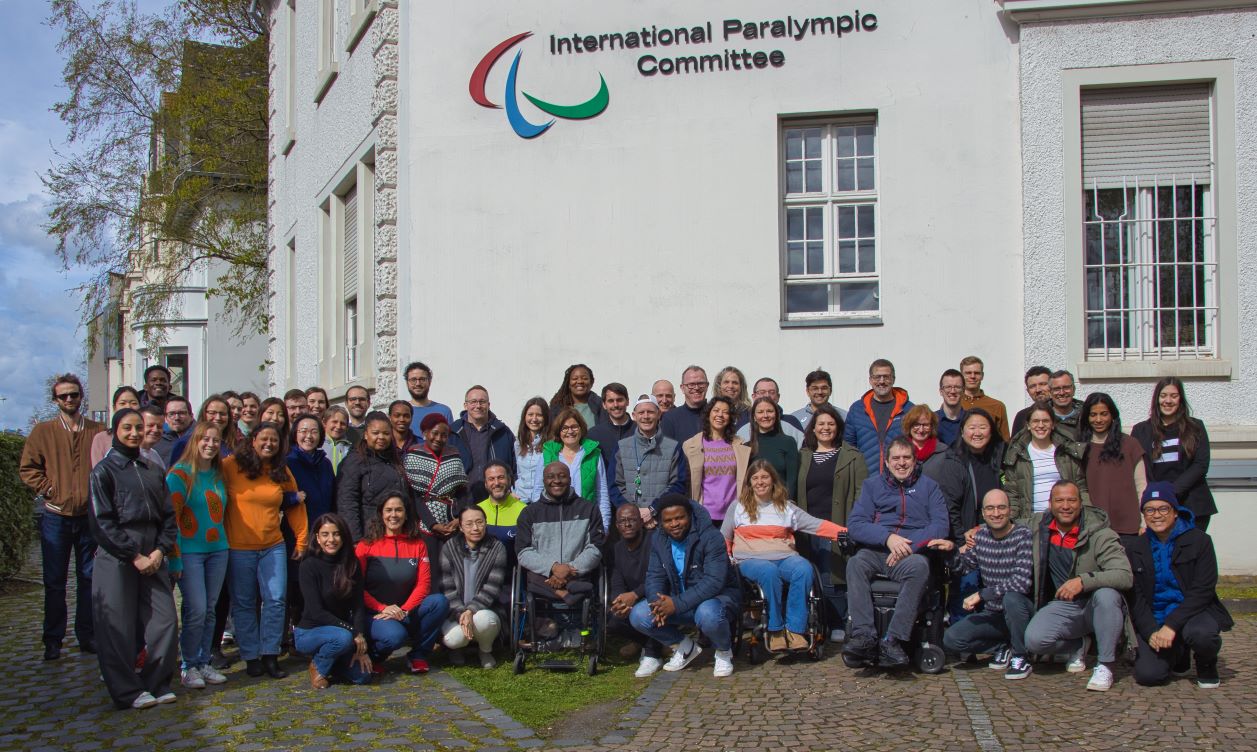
[536,659,578,670]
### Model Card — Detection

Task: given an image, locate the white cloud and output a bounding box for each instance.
[0,194,57,258]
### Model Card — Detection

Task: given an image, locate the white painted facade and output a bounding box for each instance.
[267,1,1257,565]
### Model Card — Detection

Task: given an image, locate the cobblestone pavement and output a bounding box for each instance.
[2,566,1254,752]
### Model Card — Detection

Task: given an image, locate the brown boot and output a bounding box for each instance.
[786,631,810,651]
[308,661,329,689]
[766,630,789,652]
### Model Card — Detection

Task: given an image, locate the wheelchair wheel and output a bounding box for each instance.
[917,644,946,674]
[513,651,526,675]
[586,654,598,676]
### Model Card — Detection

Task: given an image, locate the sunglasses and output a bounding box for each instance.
[54,392,81,401]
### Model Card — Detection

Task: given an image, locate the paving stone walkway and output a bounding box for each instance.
[2,563,1254,752]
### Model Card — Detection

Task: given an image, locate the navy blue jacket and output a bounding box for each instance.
[287,446,336,525]
[644,500,740,614]
[448,411,517,482]
[847,468,950,552]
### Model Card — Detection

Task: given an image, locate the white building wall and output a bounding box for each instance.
[1019,10,1257,434]
[395,0,1026,415]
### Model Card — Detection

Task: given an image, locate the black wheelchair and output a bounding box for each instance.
[508,564,608,676]
[837,535,949,674]
[734,559,827,663]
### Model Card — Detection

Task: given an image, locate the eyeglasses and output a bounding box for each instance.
[1143,506,1175,518]
[681,382,709,390]
[560,425,581,434]
[1050,385,1075,394]
[461,520,486,529]
[466,399,488,406]
[166,410,191,417]
[870,375,893,383]
[54,392,81,401]
[348,396,369,403]
[940,386,962,393]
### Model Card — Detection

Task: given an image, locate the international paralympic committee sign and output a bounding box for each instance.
[470,12,879,139]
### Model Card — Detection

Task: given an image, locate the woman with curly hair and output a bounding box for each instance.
[222,421,308,679]
[711,366,752,425]
[549,363,603,431]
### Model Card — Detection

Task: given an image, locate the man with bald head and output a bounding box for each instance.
[651,380,676,413]
[930,489,1035,678]
[515,461,605,606]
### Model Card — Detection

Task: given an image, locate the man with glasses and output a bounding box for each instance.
[931,489,1035,679]
[403,361,452,442]
[792,367,845,429]
[1011,366,1053,437]
[137,365,177,411]
[1047,370,1085,441]
[343,385,371,445]
[844,359,914,475]
[20,374,104,660]
[1126,483,1231,688]
[651,380,676,413]
[1024,480,1132,692]
[449,385,516,500]
[661,365,709,442]
[935,369,967,446]
[615,396,684,523]
[154,395,195,466]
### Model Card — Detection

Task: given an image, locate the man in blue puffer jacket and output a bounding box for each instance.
[844,359,914,475]
[842,437,949,669]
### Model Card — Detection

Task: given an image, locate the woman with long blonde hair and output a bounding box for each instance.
[720,460,845,652]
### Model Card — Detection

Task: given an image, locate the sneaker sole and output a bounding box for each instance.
[1066,663,1087,673]
[1005,670,1033,680]
[713,667,733,677]
[1086,684,1112,691]
[1197,680,1220,689]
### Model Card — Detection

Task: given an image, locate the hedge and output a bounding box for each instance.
[0,433,35,579]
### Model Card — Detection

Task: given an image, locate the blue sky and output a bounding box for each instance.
[0,0,91,431]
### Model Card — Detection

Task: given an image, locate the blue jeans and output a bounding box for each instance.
[293,626,371,684]
[739,556,814,633]
[629,597,734,652]
[368,593,449,661]
[228,543,287,660]
[178,550,229,669]
[40,513,96,647]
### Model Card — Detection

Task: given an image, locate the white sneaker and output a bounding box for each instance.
[1066,636,1091,673]
[131,691,158,709]
[155,691,177,704]
[1086,663,1114,691]
[712,650,734,678]
[662,638,702,672]
[199,665,227,685]
[635,656,663,678]
[180,667,206,689]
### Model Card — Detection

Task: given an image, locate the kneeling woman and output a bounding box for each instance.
[355,493,449,674]
[295,513,372,688]
[721,460,845,652]
[88,409,179,709]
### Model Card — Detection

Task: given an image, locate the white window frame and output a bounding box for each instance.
[778,116,882,326]
[281,0,297,153]
[317,155,376,393]
[346,0,378,55]
[1063,62,1237,379]
[314,0,339,104]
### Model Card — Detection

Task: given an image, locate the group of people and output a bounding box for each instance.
[16,355,1228,709]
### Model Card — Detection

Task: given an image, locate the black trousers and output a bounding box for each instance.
[1133,612,1221,686]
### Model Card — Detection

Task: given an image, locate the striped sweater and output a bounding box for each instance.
[721,499,844,562]
[953,524,1033,612]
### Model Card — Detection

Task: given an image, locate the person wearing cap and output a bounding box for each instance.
[614,396,685,525]
[1125,482,1231,688]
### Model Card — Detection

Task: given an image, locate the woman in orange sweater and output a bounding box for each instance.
[222,422,308,679]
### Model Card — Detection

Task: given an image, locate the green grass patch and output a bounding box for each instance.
[442,641,650,733]
[1218,585,1257,601]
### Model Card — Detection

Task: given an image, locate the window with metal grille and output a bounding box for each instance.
[780,118,879,321]
[1081,83,1218,360]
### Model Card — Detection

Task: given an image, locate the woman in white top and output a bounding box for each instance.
[1002,406,1088,523]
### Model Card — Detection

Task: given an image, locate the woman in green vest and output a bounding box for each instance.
[542,408,611,530]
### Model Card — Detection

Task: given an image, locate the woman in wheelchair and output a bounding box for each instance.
[721,460,846,652]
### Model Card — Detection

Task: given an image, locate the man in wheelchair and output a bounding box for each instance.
[629,494,741,678]
[842,437,950,669]
[515,462,605,642]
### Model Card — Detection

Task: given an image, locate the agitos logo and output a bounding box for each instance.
[469,32,609,139]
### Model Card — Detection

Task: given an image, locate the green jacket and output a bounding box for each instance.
[797,443,868,584]
[1002,430,1089,524]
[1030,505,1132,607]
[542,438,601,502]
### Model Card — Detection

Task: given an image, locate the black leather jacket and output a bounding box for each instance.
[88,449,177,562]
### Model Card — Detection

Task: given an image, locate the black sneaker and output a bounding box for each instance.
[43,643,61,661]
[842,635,877,667]
[987,645,1011,670]
[1004,655,1033,680]
[1172,650,1193,676]
[245,659,264,677]
[1196,659,1220,689]
[878,638,909,669]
